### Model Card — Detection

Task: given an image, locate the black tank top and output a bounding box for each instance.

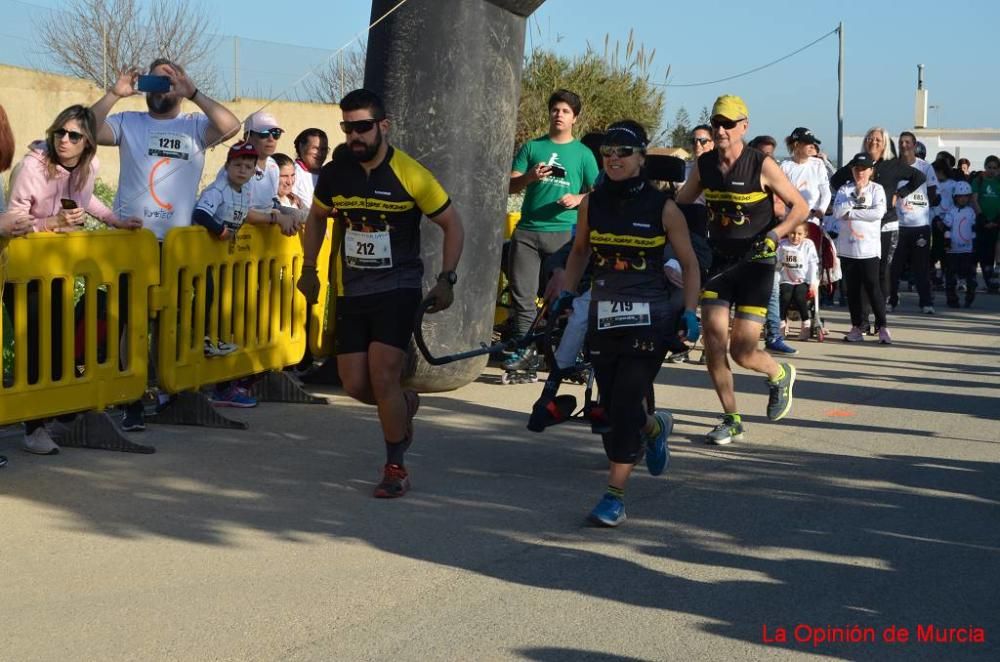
[587,178,669,302]
[698,146,775,257]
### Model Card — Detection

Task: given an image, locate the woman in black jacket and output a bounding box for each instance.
[830,127,925,328]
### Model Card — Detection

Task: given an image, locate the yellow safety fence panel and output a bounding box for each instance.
[156,225,307,394]
[0,230,159,425]
[305,217,341,359]
[494,212,521,326]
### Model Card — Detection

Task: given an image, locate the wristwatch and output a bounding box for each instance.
[437,270,458,285]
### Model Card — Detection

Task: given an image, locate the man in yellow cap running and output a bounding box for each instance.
[676,95,808,445]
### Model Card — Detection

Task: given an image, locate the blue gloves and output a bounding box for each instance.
[550,290,576,316]
[680,309,700,345]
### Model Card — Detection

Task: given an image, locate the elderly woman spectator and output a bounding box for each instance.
[830,127,924,330]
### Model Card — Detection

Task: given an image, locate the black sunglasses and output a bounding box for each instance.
[251,128,284,139]
[599,145,639,158]
[710,117,742,130]
[692,137,713,146]
[340,118,381,135]
[53,128,85,144]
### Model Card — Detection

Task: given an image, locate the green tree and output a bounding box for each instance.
[669,106,691,149]
[516,31,665,148]
[698,106,712,126]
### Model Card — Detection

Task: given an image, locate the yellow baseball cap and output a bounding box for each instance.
[711,95,749,121]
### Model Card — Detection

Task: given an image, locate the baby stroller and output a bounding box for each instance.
[805,219,840,342]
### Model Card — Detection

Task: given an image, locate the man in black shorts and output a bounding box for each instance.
[676,95,808,445]
[298,89,464,497]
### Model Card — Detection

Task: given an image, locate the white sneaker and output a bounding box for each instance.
[215,340,238,355]
[921,306,935,314]
[23,427,60,455]
[204,337,238,357]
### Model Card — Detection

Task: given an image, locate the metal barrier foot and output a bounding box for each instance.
[56,411,156,454]
[251,371,328,405]
[147,392,249,430]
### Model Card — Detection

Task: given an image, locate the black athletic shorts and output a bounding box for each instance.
[701,258,774,323]
[334,288,422,355]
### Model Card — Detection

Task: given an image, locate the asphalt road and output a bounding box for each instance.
[1,290,997,662]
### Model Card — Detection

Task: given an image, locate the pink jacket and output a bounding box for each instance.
[7,141,115,231]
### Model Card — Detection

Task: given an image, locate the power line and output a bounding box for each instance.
[657,27,838,88]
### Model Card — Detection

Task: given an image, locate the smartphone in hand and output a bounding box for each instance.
[60,198,78,210]
[548,165,566,178]
[137,75,171,93]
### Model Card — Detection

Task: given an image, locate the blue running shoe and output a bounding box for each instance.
[644,411,672,476]
[588,493,626,527]
[765,338,798,355]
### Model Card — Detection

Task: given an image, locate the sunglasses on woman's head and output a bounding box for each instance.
[53,129,84,144]
[251,128,284,139]
[599,145,639,157]
[339,118,381,135]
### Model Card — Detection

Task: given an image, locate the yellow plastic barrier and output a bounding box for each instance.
[0,230,160,425]
[155,224,308,394]
[505,211,520,240]
[305,218,341,359]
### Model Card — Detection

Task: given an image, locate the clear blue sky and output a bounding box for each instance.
[4,0,997,156]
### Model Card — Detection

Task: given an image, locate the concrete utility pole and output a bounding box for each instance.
[837,21,844,168]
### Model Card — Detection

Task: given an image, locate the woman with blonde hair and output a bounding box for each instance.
[830,126,924,332]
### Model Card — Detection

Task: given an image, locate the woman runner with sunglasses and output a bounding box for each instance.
[551,120,701,527]
[676,95,808,445]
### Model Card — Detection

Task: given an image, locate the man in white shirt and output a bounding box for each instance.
[92,59,241,432]
[890,131,939,313]
[92,60,241,241]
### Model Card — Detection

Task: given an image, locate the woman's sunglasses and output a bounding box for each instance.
[53,129,84,144]
[599,145,639,158]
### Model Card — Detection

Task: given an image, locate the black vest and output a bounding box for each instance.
[698,146,775,257]
[587,178,669,302]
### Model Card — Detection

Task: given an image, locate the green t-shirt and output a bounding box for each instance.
[972,174,1000,220]
[512,136,599,232]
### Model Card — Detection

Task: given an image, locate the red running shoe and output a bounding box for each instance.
[374,463,410,498]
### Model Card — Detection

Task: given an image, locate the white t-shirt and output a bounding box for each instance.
[684,160,705,205]
[215,156,278,210]
[943,206,976,254]
[833,181,887,259]
[195,179,251,235]
[896,158,938,228]
[933,179,956,219]
[776,239,819,286]
[108,111,211,240]
[780,157,832,215]
[292,160,317,208]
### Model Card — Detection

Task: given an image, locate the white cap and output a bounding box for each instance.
[244,111,281,133]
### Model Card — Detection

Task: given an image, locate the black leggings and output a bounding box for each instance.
[890,226,933,307]
[591,350,665,464]
[841,257,887,329]
[779,283,810,324]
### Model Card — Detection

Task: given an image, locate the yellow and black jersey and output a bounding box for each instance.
[313,144,451,296]
[587,179,670,302]
[698,146,775,258]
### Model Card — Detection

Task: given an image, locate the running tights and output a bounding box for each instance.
[591,350,666,464]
